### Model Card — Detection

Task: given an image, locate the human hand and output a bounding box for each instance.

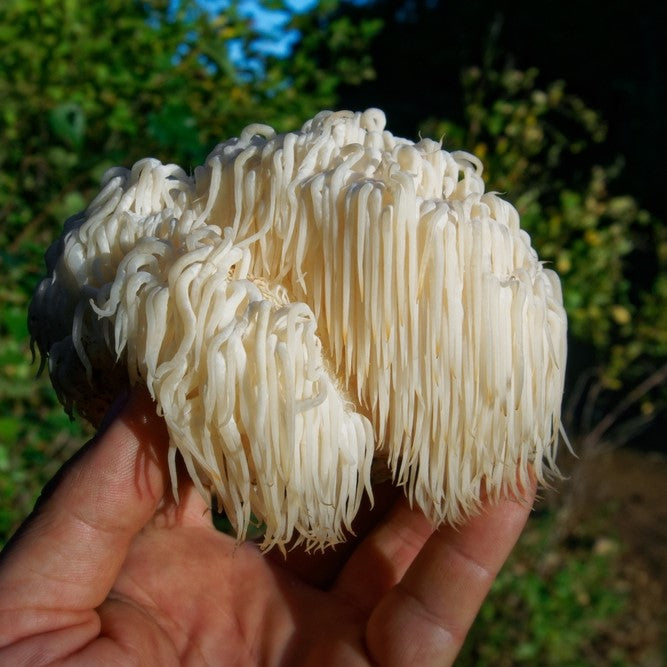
[0,391,535,666]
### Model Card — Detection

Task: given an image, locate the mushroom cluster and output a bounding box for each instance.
[30,109,567,550]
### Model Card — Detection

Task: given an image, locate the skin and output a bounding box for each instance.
[0,390,535,666]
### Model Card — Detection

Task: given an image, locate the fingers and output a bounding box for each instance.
[0,390,170,645]
[331,495,434,612]
[366,484,536,666]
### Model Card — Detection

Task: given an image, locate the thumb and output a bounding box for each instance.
[0,389,170,643]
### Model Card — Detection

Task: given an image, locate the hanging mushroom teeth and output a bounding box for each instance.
[29,109,567,550]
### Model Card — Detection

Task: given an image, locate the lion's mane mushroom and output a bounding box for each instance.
[29,109,567,550]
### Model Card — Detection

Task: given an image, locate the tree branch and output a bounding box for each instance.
[582,361,667,450]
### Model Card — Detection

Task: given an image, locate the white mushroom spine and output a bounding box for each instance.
[29,109,567,549]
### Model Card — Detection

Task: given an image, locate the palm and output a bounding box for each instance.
[108,479,418,664]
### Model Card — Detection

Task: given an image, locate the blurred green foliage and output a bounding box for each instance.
[0,0,379,257]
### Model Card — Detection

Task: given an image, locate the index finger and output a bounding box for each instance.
[0,390,170,644]
[366,483,536,666]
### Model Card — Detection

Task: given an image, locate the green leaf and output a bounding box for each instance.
[147,102,203,158]
[0,421,20,447]
[1,306,28,339]
[48,102,86,149]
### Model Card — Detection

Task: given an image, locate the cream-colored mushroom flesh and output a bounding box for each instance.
[29,109,567,550]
